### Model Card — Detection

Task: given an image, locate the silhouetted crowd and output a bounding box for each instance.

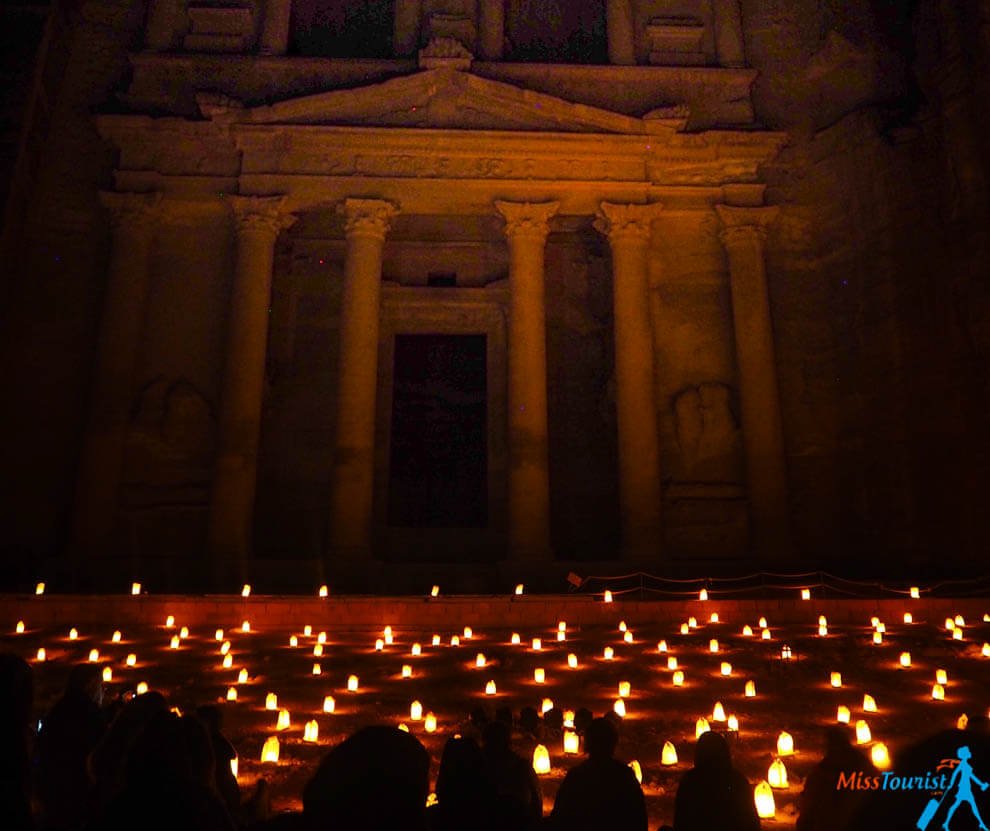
[3,654,989,831]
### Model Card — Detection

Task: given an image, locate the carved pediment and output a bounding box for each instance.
[225,68,674,135]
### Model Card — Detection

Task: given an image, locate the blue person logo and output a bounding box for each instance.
[917,746,990,831]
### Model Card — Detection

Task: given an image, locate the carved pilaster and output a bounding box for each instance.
[594,201,663,242]
[495,200,558,240]
[339,198,399,241]
[229,195,297,237]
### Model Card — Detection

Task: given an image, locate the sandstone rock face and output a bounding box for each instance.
[0,0,987,577]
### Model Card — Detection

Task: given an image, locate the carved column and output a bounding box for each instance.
[329,199,398,558]
[606,0,636,65]
[478,0,505,60]
[715,205,790,559]
[394,0,423,57]
[495,200,558,560]
[207,196,296,568]
[259,0,293,55]
[71,192,162,557]
[595,202,664,559]
[713,0,746,67]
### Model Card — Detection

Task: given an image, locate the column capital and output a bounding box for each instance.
[594,202,663,242]
[98,191,162,231]
[715,204,779,248]
[339,198,399,241]
[495,200,559,241]
[228,195,297,237]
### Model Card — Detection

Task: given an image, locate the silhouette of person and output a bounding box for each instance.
[433,735,494,831]
[942,746,989,831]
[0,653,34,831]
[480,719,542,830]
[303,725,431,831]
[38,663,108,830]
[549,717,647,831]
[195,704,241,819]
[673,731,760,831]
[797,726,875,831]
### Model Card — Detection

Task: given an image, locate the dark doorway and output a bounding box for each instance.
[388,334,487,528]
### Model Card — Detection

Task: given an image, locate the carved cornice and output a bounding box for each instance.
[494,200,559,241]
[228,194,297,237]
[98,191,162,232]
[593,202,663,242]
[715,204,779,249]
[338,198,399,241]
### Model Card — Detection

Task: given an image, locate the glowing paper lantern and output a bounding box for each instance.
[745,680,756,698]
[515,584,524,595]
[375,639,384,652]
[619,621,628,633]
[215,629,224,641]
[265,693,278,710]
[463,627,472,640]
[563,731,579,754]
[242,584,251,597]
[102,667,113,682]
[667,656,678,670]
[761,629,772,641]
[276,709,290,730]
[238,668,249,683]
[958,714,969,730]
[15,621,25,634]
[688,617,698,629]
[450,635,460,647]
[69,628,78,640]
[433,634,442,647]
[818,624,829,637]
[768,759,788,789]
[777,731,794,756]
[603,647,614,660]
[712,701,726,721]
[485,680,496,695]
[136,682,148,694]
[709,639,719,653]
[900,652,911,667]
[780,645,792,660]
[541,698,554,715]
[755,782,775,819]
[695,717,710,739]
[230,757,238,779]
[945,617,956,631]
[903,612,913,624]
[241,620,250,633]
[220,641,231,655]
[260,736,279,763]
[699,588,708,601]
[317,631,326,644]
[955,615,965,627]
[855,720,871,744]
[618,681,631,697]
[112,630,121,642]
[35,582,45,595]
[303,720,319,742]
[837,706,851,724]
[563,710,575,728]
[758,616,768,629]
[534,668,545,683]
[910,586,920,599]
[169,636,180,649]
[629,760,642,783]
[410,700,422,720]
[424,713,437,733]
[661,741,678,765]
[613,699,626,718]
[312,644,324,658]
[721,662,732,676]
[131,582,141,595]
[532,638,542,651]
[872,743,891,769]
[603,590,613,603]
[430,585,439,597]
[801,589,811,600]
[411,643,422,656]
[222,654,233,669]
[936,669,948,686]
[876,622,885,634]
[533,744,551,774]
[289,635,298,647]
[558,621,567,632]
[319,584,328,597]
[347,675,359,692]
[401,665,412,678]
[567,653,578,669]
[932,683,945,700]
[658,640,668,652]
[510,633,521,645]
[952,626,963,639]
[863,694,877,712]
[623,631,633,644]
[872,631,883,644]
[680,623,689,635]
[672,671,685,687]
[312,663,321,676]
[557,631,566,642]
[476,653,487,668]
[89,649,100,662]
[742,625,753,637]
[226,687,237,701]
[830,672,842,688]
[323,696,335,713]
[728,715,739,732]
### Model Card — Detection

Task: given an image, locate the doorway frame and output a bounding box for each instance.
[375,281,509,561]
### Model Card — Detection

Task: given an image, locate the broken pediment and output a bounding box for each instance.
[221,68,674,135]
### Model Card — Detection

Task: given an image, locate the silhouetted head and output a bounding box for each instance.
[585,718,618,760]
[824,725,854,758]
[304,725,430,831]
[436,735,485,804]
[67,663,103,706]
[195,705,223,735]
[482,719,512,755]
[0,653,33,728]
[694,731,732,773]
[958,746,972,760]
